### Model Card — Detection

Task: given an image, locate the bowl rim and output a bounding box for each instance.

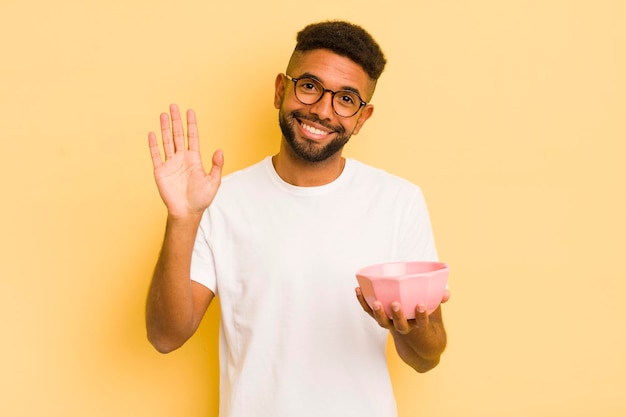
[356,260,448,279]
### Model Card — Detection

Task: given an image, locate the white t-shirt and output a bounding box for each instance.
[191,156,437,417]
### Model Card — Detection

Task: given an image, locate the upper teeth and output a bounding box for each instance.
[303,123,328,136]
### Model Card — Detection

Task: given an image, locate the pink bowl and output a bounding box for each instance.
[356,261,449,319]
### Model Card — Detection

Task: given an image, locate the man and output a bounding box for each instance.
[146,20,449,417]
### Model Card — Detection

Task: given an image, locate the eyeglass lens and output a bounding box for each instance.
[293,77,362,117]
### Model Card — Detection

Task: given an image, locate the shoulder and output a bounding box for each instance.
[217,157,278,195]
[346,159,424,196]
[221,157,269,185]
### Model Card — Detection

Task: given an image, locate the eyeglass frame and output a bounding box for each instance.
[284,74,368,118]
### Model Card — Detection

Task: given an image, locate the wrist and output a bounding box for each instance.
[165,211,204,229]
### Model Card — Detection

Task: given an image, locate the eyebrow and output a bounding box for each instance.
[297,72,364,98]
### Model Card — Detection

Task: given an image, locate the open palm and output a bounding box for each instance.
[148,104,224,217]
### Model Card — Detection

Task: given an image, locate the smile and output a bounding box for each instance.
[300,121,332,138]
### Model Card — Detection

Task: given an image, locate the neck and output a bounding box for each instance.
[272,144,346,187]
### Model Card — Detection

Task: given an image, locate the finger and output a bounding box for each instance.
[441,289,451,303]
[170,103,185,152]
[371,301,393,329]
[355,287,374,315]
[148,131,163,169]
[186,109,200,151]
[413,304,430,331]
[160,112,174,159]
[207,150,225,188]
[390,302,411,334]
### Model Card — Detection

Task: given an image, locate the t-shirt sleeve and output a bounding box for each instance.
[396,186,439,262]
[190,214,218,294]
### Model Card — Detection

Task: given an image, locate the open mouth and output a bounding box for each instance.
[299,119,333,140]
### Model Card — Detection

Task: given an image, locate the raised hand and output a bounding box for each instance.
[148,104,224,218]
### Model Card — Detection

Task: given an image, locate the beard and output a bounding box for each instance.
[278,109,352,163]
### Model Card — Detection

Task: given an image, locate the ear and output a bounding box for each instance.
[274,73,286,109]
[351,104,374,135]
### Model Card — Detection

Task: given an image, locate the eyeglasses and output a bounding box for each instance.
[284,74,367,118]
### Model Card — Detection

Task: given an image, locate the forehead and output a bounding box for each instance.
[288,49,374,96]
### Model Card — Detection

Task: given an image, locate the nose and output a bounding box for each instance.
[308,89,335,120]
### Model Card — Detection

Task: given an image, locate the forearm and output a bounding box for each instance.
[391,309,447,373]
[146,214,203,352]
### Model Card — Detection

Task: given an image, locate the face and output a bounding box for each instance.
[274,49,375,163]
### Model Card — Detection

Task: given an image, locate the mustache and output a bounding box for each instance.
[291,111,345,135]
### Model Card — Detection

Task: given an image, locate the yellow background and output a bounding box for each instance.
[1,1,624,416]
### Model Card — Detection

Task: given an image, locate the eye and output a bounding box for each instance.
[298,79,320,94]
[337,92,357,106]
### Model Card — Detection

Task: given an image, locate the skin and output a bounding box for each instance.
[355,289,450,372]
[146,106,220,353]
[272,49,375,186]
[145,49,449,372]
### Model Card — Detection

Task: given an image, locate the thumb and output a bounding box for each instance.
[209,150,224,180]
